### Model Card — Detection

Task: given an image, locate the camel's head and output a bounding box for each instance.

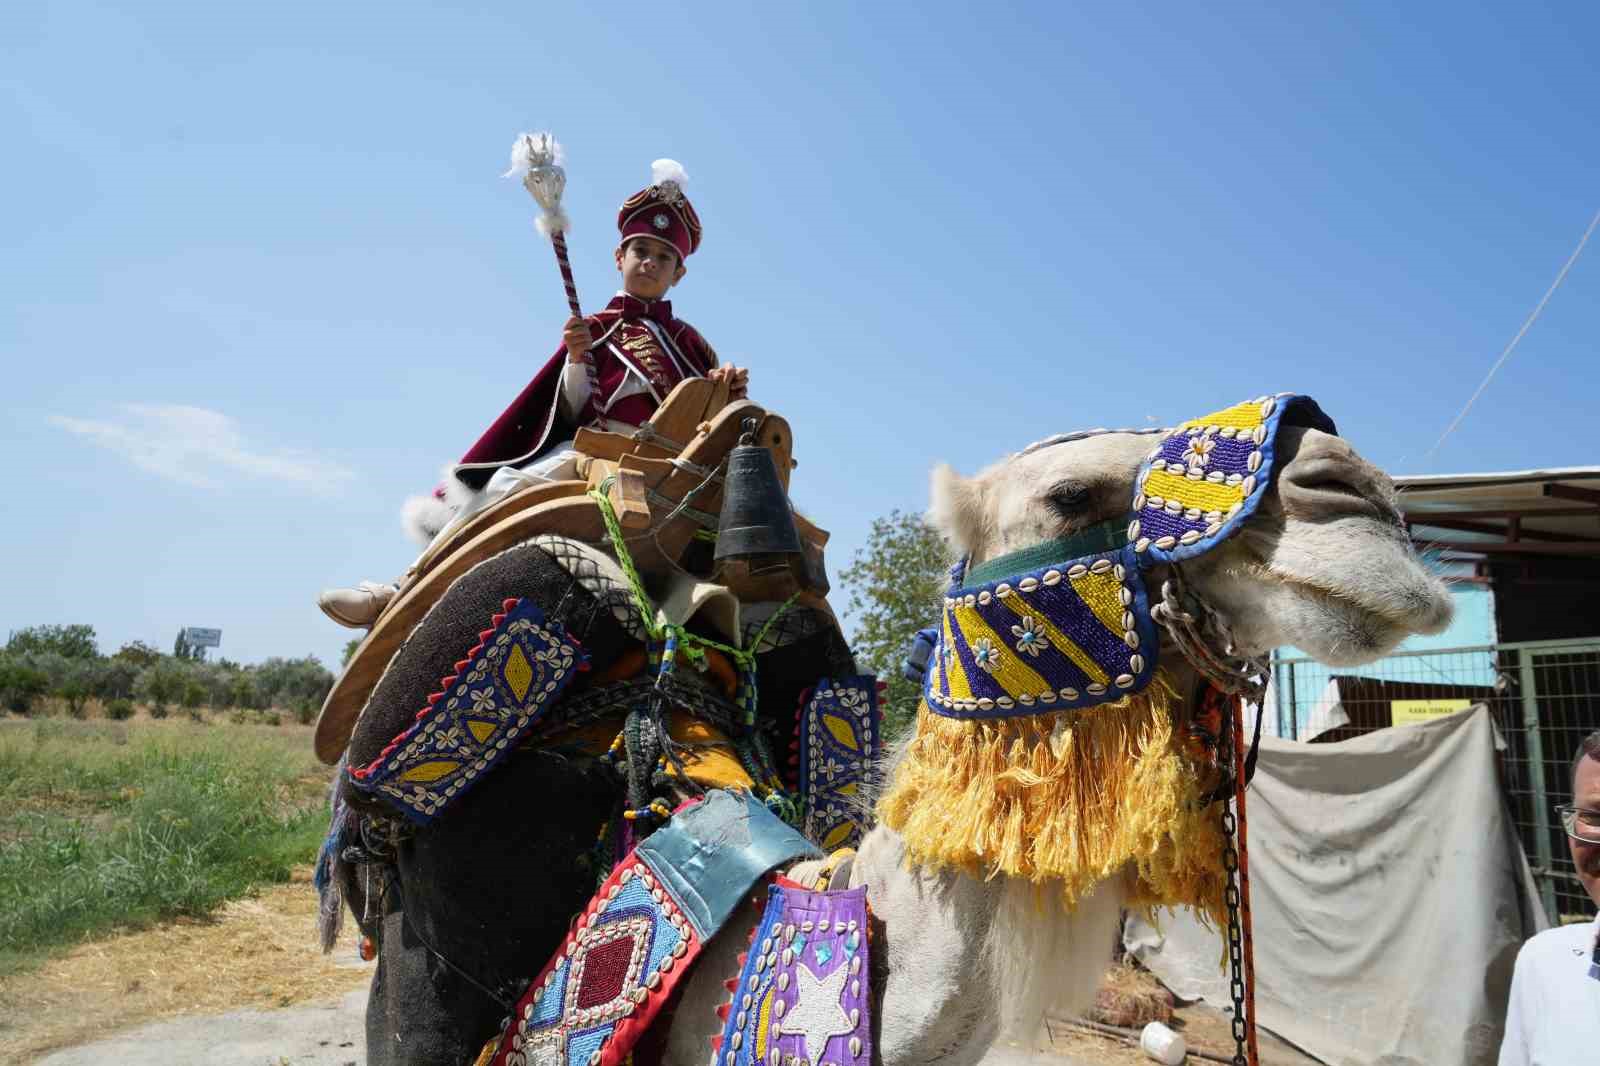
[930,395,1452,676]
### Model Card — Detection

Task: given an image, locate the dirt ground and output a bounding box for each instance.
[1044,968,1323,1065]
[1,871,1319,1065]
[0,866,374,1065]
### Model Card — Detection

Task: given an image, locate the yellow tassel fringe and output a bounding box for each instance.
[877,676,1226,927]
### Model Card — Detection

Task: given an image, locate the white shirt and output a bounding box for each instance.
[1498,915,1600,1065]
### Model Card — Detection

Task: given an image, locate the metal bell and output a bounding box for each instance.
[715,418,803,560]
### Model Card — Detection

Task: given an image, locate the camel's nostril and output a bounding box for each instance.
[1280,461,1394,523]
[1299,479,1367,502]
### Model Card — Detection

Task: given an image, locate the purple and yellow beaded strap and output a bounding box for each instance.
[924,544,1159,719]
[1131,394,1335,565]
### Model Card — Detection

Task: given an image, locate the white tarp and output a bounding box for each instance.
[1125,705,1547,1066]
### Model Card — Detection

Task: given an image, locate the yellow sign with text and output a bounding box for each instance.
[1391,698,1473,727]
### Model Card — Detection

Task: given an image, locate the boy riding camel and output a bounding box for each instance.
[319,160,748,628]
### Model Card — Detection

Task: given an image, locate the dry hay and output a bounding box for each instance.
[1086,960,1174,1028]
[0,865,372,1064]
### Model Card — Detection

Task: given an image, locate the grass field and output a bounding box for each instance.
[0,716,331,976]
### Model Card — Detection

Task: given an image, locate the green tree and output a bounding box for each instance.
[838,510,951,739]
[114,641,163,667]
[58,680,89,718]
[138,664,184,717]
[342,638,361,667]
[181,680,207,710]
[228,674,261,710]
[0,661,50,715]
[6,624,98,660]
[94,657,140,700]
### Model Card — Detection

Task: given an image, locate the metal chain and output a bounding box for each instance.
[1216,696,1250,1066]
[1151,567,1267,704]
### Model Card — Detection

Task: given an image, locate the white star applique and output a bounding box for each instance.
[777,959,854,1064]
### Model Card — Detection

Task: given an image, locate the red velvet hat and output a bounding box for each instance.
[617,159,702,260]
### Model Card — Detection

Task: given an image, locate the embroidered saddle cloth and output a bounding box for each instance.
[484,790,820,1066]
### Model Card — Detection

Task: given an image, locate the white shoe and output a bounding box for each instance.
[318,581,398,628]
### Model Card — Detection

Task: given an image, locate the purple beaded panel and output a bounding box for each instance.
[714,884,871,1066]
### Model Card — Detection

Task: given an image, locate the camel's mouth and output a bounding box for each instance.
[1202,516,1454,667]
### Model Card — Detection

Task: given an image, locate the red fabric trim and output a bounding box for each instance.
[489,856,704,1066]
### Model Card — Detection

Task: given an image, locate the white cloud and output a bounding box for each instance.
[47,404,356,493]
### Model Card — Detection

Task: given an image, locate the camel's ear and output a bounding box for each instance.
[928,464,987,556]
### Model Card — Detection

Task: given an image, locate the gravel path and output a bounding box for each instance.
[33,989,368,1066]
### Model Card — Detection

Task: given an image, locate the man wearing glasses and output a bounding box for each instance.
[1499,730,1600,1065]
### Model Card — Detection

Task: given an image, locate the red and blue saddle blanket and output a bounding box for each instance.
[485,790,821,1066]
[712,882,872,1066]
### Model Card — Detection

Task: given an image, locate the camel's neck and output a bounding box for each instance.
[844,824,1002,1065]
[844,822,1127,1066]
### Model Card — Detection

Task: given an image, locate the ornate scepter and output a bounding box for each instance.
[506,131,596,388]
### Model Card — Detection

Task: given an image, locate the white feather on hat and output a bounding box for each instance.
[650,159,689,189]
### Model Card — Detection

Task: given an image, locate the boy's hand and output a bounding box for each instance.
[563,317,594,363]
[709,364,749,399]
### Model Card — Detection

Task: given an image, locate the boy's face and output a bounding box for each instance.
[615,237,685,301]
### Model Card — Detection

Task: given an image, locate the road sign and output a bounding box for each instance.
[183,627,222,649]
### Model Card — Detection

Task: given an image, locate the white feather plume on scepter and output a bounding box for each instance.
[504,130,585,322]
[505,131,569,237]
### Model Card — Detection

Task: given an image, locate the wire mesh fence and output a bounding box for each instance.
[1270,638,1600,925]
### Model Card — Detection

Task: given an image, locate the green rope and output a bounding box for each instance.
[587,483,804,825]
[587,484,798,672]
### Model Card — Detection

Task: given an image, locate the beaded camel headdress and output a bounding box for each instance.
[884,394,1335,919]
[922,394,1334,718]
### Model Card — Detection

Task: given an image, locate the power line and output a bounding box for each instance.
[1419,206,1600,466]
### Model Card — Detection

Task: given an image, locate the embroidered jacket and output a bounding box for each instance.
[454,293,718,489]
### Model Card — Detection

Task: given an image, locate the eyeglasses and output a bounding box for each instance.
[1555,804,1600,844]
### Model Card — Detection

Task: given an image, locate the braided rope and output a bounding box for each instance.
[586,485,801,822]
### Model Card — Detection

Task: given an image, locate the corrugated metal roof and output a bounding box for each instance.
[1393,468,1600,556]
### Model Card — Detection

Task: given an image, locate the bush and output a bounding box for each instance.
[227,676,260,711]
[105,698,134,721]
[253,656,335,709]
[59,681,90,719]
[263,711,282,727]
[0,663,50,716]
[185,707,207,724]
[137,664,184,720]
[293,698,317,725]
[93,658,139,701]
[181,681,206,710]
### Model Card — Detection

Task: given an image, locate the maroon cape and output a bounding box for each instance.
[454,294,718,490]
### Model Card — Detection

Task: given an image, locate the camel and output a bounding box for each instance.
[655,412,1452,1066]
[334,399,1451,1066]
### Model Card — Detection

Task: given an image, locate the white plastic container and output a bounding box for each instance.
[1139,1020,1187,1064]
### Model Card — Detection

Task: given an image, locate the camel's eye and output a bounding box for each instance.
[1046,482,1090,517]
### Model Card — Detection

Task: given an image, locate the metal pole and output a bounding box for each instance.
[1285,660,1300,742]
[1517,648,1559,923]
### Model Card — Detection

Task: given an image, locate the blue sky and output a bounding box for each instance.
[4,1,1596,668]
